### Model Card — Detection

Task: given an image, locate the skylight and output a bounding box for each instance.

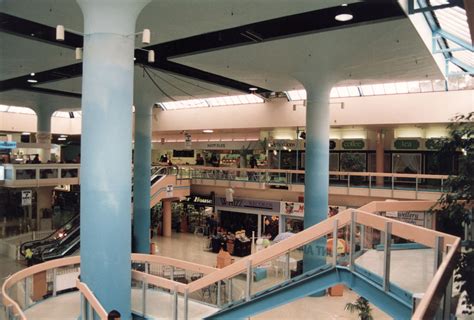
[159,94,264,110]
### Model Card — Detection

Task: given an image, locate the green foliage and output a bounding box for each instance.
[345,296,373,320]
[340,153,366,172]
[430,112,473,314]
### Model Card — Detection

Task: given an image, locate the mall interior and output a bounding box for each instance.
[0,1,473,319]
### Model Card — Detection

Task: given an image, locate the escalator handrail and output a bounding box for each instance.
[39,225,80,261]
[20,214,80,256]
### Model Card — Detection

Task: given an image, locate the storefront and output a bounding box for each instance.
[181,194,214,234]
[215,197,281,239]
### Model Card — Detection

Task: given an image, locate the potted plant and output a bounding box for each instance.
[345,296,373,320]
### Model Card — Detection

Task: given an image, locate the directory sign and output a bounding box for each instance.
[22,190,32,206]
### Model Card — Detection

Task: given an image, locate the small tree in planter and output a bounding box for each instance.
[345,296,373,320]
[429,112,473,314]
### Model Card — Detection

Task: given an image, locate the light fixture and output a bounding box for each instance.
[283,146,288,150]
[22,132,30,135]
[142,29,151,44]
[75,48,83,60]
[148,50,155,63]
[335,4,353,22]
[203,129,214,133]
[249,87,258,92]
[56,25,65,41]
[30,73,35,76]
[288,149,292,152]
[27,79,38,83]
[58,137,66,141]
[273,150,277,156]
[60,134,68,138]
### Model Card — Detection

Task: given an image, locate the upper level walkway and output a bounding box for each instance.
[1,163,448,201]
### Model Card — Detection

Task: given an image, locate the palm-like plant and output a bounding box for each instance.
[345,296,373,320]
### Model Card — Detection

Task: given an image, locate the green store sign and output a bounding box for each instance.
[394,139,420,150]
[342,140,365,150]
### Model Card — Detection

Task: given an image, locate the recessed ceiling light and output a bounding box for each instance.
[203,129,214,133]
[22,132,30,135]
[30,73,35,76]
[27,79,38,83]
[60,134,68,138]
[58,137,66,141]
[335,4,353,22]
[249,87,258,92]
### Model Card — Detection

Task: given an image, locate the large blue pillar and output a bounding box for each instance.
[301,80,334,279]
[77,0,149,317]
[132,104,153,253]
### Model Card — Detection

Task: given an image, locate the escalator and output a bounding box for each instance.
[20,214,80,264]
[20,166,174,264]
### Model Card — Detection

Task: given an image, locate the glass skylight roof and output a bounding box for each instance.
[159,94,264,110]
[426,0,473,74]
[285,77,473,101]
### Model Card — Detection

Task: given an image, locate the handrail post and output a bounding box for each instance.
[434,236,444,273]
[81,293,87,320]
[172,285,178,320]
[360,224,365,251]
[24,277,30,309]
[142,276,147,318]
[285,251,291,280]
[171,266,175,281]
[443,272,453,320]
[184,288,189,320]
[368,173,372,196]
[415,177,419,199]
[88,299,93,320]
[349,211,357,270]
[332,219,338,266]
[217,280,222,307]
[52,268,57,296]
[391,175,395,198]
[383,221,392,292]
[228,279,233,303]
[347,174,350,194]
[245,259,252,301]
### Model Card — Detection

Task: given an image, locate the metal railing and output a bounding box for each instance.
[177,165,449,195]
[1,201,461,320]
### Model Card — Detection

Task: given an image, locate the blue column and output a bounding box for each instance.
[133,104,152,253]
[77,0,149,317]
[303,82,333,280]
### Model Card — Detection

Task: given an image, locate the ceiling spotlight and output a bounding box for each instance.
[249,87,258,92]
[203,129,214,133]
[27,79,38,83]
[58,137,66,141]
[22,132,30,135]
[30,73,35,76]
[142,29,151,44]
[75,48,83,60]
[148,50,155,63]
[56,25,65,41]
[335,4,353,22]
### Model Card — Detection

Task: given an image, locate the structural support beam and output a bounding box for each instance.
[77,0,150,317]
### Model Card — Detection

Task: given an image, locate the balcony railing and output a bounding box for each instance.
[1,164,80,187]
[177,165,449,196]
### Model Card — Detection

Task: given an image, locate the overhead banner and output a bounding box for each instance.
[281,201,304,217]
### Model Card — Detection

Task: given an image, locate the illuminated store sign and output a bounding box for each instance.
[0,141,17,149]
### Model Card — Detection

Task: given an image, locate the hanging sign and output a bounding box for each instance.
[184,133,192,149]
[342,140,365,150]
[394,139,420,150]
[166,184,173,197]
[21,190,32,206]
[281,201,304,217]
[0,141,17,149]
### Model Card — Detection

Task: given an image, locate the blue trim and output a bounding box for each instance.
[375,243,429,251]
[205,264,413,320]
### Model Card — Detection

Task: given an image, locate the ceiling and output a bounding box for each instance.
[0,0,449,113]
